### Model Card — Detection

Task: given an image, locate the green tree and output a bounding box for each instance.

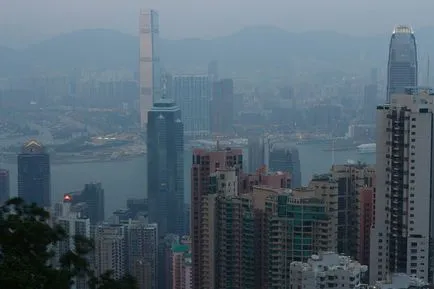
[0,197,138,289]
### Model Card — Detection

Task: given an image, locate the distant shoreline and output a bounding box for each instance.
[0,153,145,165]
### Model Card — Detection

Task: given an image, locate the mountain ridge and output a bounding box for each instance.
[0,26,433,78]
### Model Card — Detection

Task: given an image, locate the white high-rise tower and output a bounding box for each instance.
[139,9,161,128]
[370,87,434,283]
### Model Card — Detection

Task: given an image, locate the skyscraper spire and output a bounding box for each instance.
[161,73,167,100]
[386,25,418,103]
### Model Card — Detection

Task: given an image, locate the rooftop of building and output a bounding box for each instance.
[184,255,192,266]
[331,162,374,172]
[172,244,189,253]
[21,139,46,154]
[291,252,366,273]
[380,88,434,111]
[180,235,191,244]
[247,166,289,177]
[278,191,326,205]
[150,99,180,112]
[172,74,209,78]
[255,186,325,203]
[393,25,414,34]
[311,173,333,182]
[192,147,243,155]
[270,142,298,152]
[139,9,158,15]
[404,87,434,96]
[373,273,428,289]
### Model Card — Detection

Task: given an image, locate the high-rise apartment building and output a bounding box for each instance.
[205,168,289,289]
[211,79,234,135]
[54,201,91,289]
[191,148,243,289]
[172,243,192,289]
[94,224,127,280]
[266,188,337,289]
[147,100,184,236]
[331,164,375,259]
[201,169,291,289]
[308,174,339,251]
[386,25,418,103]
[173,75,211,138]
[159,234,180,289]
[359,186,374,266]
[0,169,10,204]
[370,87,434,283]
[191,147,296,289]
[64,182,105,225]
[18,140,50,208]
[125,220,158,289]
[290,252,367,289]
[139,9,161,127]
[214,172,255,289]
[191,147,341,289]
[55,202,91,257]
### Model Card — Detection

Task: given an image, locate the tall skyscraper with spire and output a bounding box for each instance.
[139,9,161,128]
[386,25,418,103]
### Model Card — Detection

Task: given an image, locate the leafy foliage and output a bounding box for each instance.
[0,197,138,289]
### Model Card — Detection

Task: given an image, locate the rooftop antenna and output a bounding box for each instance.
[427,55,430,86]
[161,75,167,100]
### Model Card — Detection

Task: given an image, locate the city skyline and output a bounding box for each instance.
[1,3,433,288]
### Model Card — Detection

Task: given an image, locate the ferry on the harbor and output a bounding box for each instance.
[357,143,376,154]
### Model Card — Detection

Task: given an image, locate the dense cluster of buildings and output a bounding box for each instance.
[0,8,432,289]
[188,147,376,289]
[139,22,430,289]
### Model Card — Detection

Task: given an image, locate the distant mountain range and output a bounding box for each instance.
[1,26,434,80]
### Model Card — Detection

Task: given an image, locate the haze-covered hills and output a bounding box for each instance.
[0,26,433,80]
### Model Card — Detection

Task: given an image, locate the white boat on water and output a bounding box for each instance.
[357,143,376,154]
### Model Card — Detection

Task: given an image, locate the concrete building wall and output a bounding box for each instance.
[359,186,374,266]
[371,89,434,283]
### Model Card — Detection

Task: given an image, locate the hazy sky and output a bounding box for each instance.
[1,0,434,47]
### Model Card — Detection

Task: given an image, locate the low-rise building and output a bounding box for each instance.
[290,252,367,289]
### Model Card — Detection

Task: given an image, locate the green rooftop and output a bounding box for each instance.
[172,244,189,253]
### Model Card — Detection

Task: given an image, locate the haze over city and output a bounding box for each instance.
[1,0,434,47]
[1,1,434,289]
